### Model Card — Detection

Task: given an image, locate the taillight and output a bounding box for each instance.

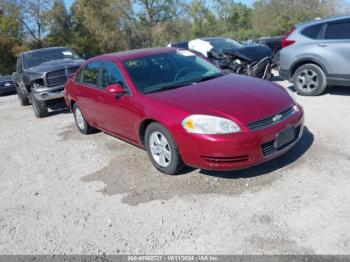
[281,27,296,48]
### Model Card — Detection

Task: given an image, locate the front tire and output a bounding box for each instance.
[293,63,327,96]
[30,93,48,118]
[73,103,95,134]
[145,122,185,175]
[16,85,30,106]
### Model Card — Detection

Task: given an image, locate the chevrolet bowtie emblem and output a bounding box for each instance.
[272,114,282,122]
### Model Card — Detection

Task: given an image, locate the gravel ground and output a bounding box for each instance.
[0,75,350,255]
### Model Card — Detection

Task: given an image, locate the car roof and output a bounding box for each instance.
[22,46,71,55]
[296,15,350,29]
[91,47,177,62]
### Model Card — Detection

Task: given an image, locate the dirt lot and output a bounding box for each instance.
[0,76,350,255]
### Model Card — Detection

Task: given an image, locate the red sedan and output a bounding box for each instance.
[64,48,304,175]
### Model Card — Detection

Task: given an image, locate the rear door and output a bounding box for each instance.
[74,61,103,125]
[319,19,350,76]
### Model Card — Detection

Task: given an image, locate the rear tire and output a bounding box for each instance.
[73,103,95,134]
[16,85,30,106]
[293,63,327,96]
[145,122,185,175]
[30,93,48,118]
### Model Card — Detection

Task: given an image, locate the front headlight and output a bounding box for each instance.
[32,79,44,89]
[182,115,241,134]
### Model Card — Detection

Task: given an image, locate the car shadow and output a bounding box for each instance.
[0,91,17,97]
[196,126,314,179]
[327,86,350,96]
[47,99,71,116]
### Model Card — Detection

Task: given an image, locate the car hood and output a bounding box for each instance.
[146,74,294,126]
[221,44,272,62]
[25,58,85,75]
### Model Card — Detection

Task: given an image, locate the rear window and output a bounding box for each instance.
[301,24,323,39]
[325,22,350,39]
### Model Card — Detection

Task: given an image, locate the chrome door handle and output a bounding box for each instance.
[317,43,328,47]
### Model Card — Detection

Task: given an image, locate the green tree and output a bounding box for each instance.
[70,0,132,56]
[133,0,184,47]
[187,0,218,38]
[252,0,342,37]
[0,0,24,74]
[46,0,71,46]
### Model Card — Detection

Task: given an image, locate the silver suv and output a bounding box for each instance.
[279,16,350,96]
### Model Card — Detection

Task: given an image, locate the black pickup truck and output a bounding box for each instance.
[13,47,84,118]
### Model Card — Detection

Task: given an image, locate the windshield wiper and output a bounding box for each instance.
[195,73,224,83]
[144,83,193,94]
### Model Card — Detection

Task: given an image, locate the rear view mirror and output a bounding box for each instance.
[106,83,125,97]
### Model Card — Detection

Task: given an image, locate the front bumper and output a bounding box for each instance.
[174,109,304,171]
[32,84,65,101]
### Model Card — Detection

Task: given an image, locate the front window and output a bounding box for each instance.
[324,22,350,40]
[101,61,125,88]
[123,51,223,94]
[23,48,81,69]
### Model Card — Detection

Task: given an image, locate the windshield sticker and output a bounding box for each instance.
[63,51,73,56]
[177,50,195,56]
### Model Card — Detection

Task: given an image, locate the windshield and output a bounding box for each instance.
[23,48,81,68]
[207,38,243,49]
[123,50,223,94]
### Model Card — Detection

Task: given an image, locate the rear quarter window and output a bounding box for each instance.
[301,24,323,39]
[82,62,101,86]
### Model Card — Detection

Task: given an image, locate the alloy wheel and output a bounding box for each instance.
[296,69,319,92]
[75,107,85,130]
[149,131,171,167]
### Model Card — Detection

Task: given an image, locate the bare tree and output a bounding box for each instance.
[17,0,51,47]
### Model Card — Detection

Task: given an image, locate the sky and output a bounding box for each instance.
[63,0,256,9]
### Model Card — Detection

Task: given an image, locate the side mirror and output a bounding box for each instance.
[106,83,125,97]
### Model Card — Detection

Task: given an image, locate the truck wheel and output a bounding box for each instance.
[30,93,48,118]
[293,64,327,96]
[16,85,30,106]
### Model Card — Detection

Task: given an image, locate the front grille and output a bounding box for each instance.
[201,155,250,163]
[46,67,79,87]
[248,106,295,131]
[261,125,301,157]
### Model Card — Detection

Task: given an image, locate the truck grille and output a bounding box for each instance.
[248,106,296,131]
[46,67,79,87]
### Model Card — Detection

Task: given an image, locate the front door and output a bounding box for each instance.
[92,61,140,143]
